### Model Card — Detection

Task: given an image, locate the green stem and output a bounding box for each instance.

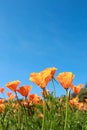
[15,91,21,130]
[18,105,21,129]
[64,89,69,130]
[52,78,56,97]
[42,89,46,130]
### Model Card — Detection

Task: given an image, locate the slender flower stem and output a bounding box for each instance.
[15,91,21,130]
[42,89,46,130]
[64,89,69,130]
[53,77,59,85]
[52,78,56,97]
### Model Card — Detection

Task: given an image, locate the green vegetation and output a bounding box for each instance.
[0,91,87,130]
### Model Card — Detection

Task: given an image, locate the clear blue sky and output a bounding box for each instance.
[0,0,87,98]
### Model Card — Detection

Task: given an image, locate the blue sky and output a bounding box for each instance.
[0,0,87,98]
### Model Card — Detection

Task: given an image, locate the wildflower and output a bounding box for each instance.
[0,99,4,103]
[70,97,78,107]
[85,98,87,102]
[0,88,4,93]
[17,85,32,97]
[7,92,12,97]
[29,94,41,104]
[12,102,18,111]
[71,84,83,94]
[56,72,74,89]
[77,102,84,110]
[7,92,16,100]
[6,80,20,92]
[29,67,57,89]
[21,100,28,107]
[0,104,5,112]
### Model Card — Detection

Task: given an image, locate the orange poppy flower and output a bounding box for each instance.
[17,85,32,97]
[85,98,87,102]
[7,92,16,100]
[71,84,83,94]
[7,92,12,97]
[29,67,57,89]
[0,99,4,104]
[12,102,18,111]
[56,72,74,89]
[8,94,16,100]
[0,104,5,112]
[70,97,78,106]
[29,94,41,104]
[21,100,28,107]
[0,88,4,93]
[6,80,20,92]
[77,102,84,110]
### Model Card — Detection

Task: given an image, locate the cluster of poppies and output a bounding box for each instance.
[0,67,83,112]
